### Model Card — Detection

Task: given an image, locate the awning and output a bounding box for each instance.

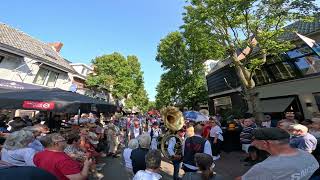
[0,79,117,113]
[260,97,295,113]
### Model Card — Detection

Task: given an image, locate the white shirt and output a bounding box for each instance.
[182,135,212,170]
[168,137,176,156]
[262,121,271,128]
[149,128,162,138]
[1,148,36,166]
[133,128,140,138]
[210,126,224,141]
[133,170,162,180]
[123,148,133,169]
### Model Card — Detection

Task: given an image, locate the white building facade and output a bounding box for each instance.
[0,23,75,91]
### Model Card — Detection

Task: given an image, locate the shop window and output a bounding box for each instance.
[294,54,320,75]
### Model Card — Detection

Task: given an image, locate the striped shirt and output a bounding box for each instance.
[240,124,256,144]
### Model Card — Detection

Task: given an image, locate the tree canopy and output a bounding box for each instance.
[155,31,207,109]
[86,52,149,112]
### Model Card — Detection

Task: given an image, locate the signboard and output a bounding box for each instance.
[22,101,55,110]
[214,96,232,106]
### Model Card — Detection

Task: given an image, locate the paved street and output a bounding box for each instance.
[101,151,251,180]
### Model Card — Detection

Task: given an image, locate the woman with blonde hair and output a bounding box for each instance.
[1,130,36,166]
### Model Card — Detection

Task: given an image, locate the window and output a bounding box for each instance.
[294,54,320,75]
[266,55,285,64]
[33,68,59,87]
[81,67,86,75]
[268,62,296,81]
[33,68,49,85]
[286,46,314,58]
[46,72,59,87]
[253,68,273,85]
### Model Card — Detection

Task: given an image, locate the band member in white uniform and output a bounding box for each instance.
[149,122,162,150]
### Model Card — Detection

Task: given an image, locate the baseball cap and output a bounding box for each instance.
[252,128,290,141]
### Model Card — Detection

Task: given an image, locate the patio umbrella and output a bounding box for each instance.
[183,111,209,122]
[147,109,160,116]
[0,79,116,113]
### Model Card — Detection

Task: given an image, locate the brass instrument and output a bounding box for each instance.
[161,106,184,132]
[160,106,184,160]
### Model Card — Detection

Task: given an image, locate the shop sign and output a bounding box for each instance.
[22,101,55,110]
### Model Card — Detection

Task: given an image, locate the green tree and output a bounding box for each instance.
[86,52,149,112]
[155,31,207,109]
[147,101,156,110]
[182,0,319,119]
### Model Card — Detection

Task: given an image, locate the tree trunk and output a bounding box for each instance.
[231,54,261,123]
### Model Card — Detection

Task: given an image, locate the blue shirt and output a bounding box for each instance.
[28,139,44,152]
[290,133,318,153]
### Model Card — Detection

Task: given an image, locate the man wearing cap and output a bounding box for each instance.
[149,122,162,150]
[168,129,185,180]
[236,128,319,180]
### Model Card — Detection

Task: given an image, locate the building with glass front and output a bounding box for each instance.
[206,19,320,120]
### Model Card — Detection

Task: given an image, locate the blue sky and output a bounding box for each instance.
[0,0,185,101]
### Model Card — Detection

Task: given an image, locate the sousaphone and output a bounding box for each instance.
[160,106,184,160]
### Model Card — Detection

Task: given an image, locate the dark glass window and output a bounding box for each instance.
[267,55,284,64]
[268,62,296,81]
[294,54,320,75]
[287,46,314,58]
[253,68,273,85]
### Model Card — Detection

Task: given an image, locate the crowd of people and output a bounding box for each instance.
[1,110,320,180]
[0,112,127,180]
[121,111,320,180]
